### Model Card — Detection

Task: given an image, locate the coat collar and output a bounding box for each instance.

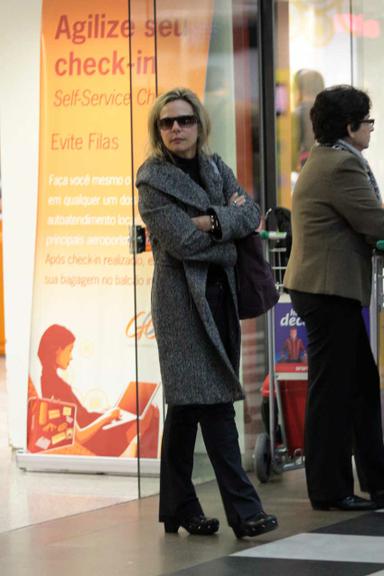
[136,153,223,211]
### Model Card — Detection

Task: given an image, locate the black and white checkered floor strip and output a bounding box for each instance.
[165,510,384,576]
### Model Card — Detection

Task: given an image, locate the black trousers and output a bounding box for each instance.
[159,403,262,525]
[290,290,384,503]
[159,275,262,526]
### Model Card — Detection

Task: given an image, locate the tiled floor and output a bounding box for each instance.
[170,511,384,576]
[1,356,383,576]
[1,469,381,576]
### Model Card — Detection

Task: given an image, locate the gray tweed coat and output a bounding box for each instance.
[136,153,260,405]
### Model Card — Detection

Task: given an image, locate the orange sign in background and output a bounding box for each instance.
[28,0,213,460]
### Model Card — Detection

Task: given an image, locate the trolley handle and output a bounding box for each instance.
[259,230,287,241]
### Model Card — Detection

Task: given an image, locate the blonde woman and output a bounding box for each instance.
[136,88,278,539]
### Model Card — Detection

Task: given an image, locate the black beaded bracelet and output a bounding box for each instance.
[209,214,219,234]
[207,210,222,238]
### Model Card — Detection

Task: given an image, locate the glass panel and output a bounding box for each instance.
[130,0,160,498]
[275,0,354,209]
[27,0,140,495]
[133,0,265,495]
[276,2,384,395]
[351,0,384,387]
[352,0,384,202]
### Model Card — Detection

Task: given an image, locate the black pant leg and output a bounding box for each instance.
[206,278,232,358]
[290,291,360,502]
[200,403,263,526]
[159,405,203,521]
[353,315,384,493]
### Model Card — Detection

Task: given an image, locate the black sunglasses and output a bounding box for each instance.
[158,115,198,131]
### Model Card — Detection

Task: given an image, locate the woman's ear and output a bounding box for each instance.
[347,119,361,136]
[346,122,359,141]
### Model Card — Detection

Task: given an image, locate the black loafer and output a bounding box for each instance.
[231,512,278,539]
[311,495,377,511]
[164,514,219,535]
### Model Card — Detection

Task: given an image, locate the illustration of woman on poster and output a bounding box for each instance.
[35,324,159,457]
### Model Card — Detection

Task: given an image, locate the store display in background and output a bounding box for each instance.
[274,301,307,365]
[26,0,213,465]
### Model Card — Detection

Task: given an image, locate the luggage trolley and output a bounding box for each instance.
[253,229,308,483]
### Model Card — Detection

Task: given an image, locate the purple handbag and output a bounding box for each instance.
[236,232,279,319]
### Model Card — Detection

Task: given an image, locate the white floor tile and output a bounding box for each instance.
[234,533,384,564]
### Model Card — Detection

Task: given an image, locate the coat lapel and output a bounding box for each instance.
[136,157,209,211]
[136,154,226,211]
[198,154,225,206]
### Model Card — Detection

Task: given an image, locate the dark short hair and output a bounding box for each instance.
[310,85,371,144]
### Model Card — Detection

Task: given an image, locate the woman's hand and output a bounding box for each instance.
[102,407,121,425]
[192,194,246,232]
[229,192,246,207]
[191,215,212,232]
[192,194,246,233]
[74,407,124,443]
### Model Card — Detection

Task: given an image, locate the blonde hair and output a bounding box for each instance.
[147,87,211,159]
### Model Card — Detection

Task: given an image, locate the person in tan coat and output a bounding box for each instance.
[284,85,384,511]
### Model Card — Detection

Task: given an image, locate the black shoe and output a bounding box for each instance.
[163,514,219,535]
[231,512,278,539]
[311,495,377,511]
[371,490,384,508]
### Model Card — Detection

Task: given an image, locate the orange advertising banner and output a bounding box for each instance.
[28,0,213,461]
